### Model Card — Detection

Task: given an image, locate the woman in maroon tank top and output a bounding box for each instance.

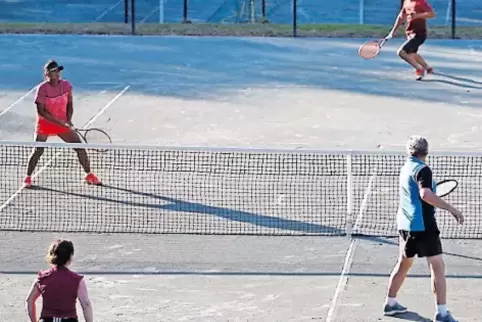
[25,240,94,322]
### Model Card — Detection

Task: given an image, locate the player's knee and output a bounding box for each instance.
[33,147,44,157]
[73,148,85,154]
[397,48,406,57]
[427,254,445,272]
[398,256,414,270]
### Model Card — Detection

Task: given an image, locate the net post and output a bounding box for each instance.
[451,0,456,39]
[359,0,364,24]
[124,0,128,23]
[130,0,135,34]
[346,154,353,238]
[292,0,297,37]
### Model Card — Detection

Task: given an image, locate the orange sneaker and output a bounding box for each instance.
[85,173,102,186]
[23,176,32,188]
[415,68,425,80]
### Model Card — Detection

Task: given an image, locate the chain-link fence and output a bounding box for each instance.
[0,0,479,37]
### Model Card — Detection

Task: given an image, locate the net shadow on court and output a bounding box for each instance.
[26,184,343,235]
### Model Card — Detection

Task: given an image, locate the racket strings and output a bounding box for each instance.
[84,129,111,145]
[436,180,458,197]
[358,41,381,59]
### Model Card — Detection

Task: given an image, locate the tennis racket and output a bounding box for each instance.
[75,127,112,152]
[436,179,458,198]
[358,37,389,59]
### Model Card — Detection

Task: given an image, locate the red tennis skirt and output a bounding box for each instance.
[36,119,69,136]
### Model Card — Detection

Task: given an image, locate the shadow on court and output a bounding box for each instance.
[2,36,482,108]
[31,184,343,235]
[420,71,482,89]
[390,311,431,321]
[433,71,482,86]
[420,78,482,90]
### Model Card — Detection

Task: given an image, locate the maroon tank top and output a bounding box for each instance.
[36,266,83,318]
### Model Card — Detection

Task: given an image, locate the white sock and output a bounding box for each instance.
[437,304,448,316]
[386,297,397,306]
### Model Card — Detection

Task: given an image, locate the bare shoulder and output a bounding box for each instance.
[37,81,49,91]
[61,79,73,90]
[37,267,53,279]
[67,268,84,280]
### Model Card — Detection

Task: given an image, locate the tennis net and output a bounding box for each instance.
[0,141,480,238]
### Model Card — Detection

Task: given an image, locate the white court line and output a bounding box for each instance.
[94,0,124,22]
[140,6,160,23]
[0,85,130,214]
[0,85,39,118]
[354,169,378,231]
[325,170,377,322]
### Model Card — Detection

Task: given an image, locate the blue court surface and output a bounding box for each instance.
[0,0,481,25]
[0,35,482,321]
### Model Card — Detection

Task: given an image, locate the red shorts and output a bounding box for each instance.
[36,119,69,136]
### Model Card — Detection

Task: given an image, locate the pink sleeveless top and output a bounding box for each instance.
[35,79,72,135]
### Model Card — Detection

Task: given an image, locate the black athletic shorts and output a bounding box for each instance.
[39,318,78,322]
[399,229,442,258]
[400,34,426,54]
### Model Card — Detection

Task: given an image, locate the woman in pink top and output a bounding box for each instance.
[25,239,94,322]
[24,60,101,188]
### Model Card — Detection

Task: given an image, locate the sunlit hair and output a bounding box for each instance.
[406,135,429,157]
[46,239,74,266]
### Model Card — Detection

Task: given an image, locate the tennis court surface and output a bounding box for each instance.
[1,35,482,321]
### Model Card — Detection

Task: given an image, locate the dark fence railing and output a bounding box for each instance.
[123,0,464,38]
[0,0,477,39]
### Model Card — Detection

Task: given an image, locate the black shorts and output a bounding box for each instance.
[399,229,442,258]
[39,318,78,322]
[400,34,426,54]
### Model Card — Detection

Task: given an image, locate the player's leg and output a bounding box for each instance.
[398,35,426,79]
[414,54,433,73]
[411,35,433,74]
[24,133,49,188]
[422,233,457,321]
[383,230,414,316]
[397,37,422,69]
[57,129,102,185]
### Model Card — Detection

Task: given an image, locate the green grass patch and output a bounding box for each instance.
[0,22,481,39]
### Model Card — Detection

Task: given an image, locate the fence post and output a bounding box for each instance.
[261,0,266,22]
[131,0,135,35]
[159,0,164,23]
[451,0,456,39]
[359,0,364,24]
[292,0,297,37]
[249,0,255,23]
[182,0,191,23]
[124,0,129,23]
